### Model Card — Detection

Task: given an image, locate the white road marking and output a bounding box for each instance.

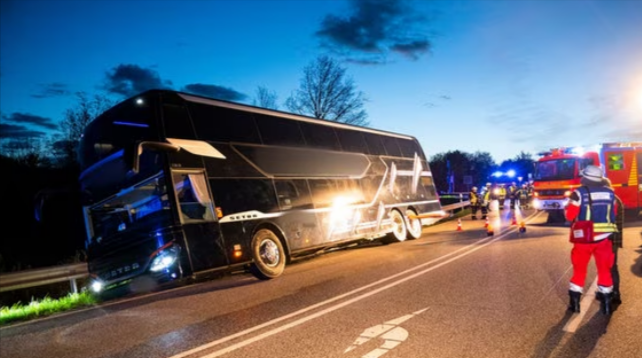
[168,212,543,358]
[563,278,598,332]
[344,308,425,357]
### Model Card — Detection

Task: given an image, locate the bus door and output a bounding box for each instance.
[172,170,228,272]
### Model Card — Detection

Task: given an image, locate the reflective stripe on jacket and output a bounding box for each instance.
[576,186,618,233]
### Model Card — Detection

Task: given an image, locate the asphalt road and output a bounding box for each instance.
[2,204,641,358]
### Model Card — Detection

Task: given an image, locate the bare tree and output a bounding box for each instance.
[252,85,279,110]
[54,92,114,166]
[1,138,50,167]
[286,56,369,126]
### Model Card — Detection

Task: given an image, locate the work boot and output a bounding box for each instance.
[568,290,581,313]
[612,291,622,306]
[597,292,613,315]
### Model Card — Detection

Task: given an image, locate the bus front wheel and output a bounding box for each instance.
[250,229,286,280]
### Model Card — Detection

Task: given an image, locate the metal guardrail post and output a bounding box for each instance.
[70,278,78,294]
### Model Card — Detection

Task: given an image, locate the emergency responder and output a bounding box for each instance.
[518,184,529,209]
[527,182,534,207]
[565,165,618,315]
[497,184,507,210]
[481,183,492,218]
[469,186,481,220]
[604,178,625,308]
[507,182,518,210]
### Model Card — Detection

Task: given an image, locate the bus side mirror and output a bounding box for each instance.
[131,141,181,174]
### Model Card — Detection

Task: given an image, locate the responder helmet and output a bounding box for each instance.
[580,165,604,182]
[486,182,491,186]
[472,186,478,191]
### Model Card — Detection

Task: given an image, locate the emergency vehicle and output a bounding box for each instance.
[532,142,642,222]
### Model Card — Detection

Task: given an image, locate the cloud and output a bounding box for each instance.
[0,123,47,139]
[31,82,70,98]
[2,112,58,130]
[181,83,248,102]
[315,0,431,64]
[103,64,173,97]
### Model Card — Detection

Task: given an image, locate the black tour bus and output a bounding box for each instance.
[78,89,442,294]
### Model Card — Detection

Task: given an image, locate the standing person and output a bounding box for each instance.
[498,184,507,210]
[605,179,625,307]
[565,165,618,315]
[481,183,492,219]
[507,182,518,210]
[469,186,481,220]
[518,184,529,210]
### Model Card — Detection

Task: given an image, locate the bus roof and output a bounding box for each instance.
[146,89,417,141]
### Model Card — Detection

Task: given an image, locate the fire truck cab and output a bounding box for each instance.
[533,143,642,223]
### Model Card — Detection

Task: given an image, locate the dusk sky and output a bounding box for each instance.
[1,0,641,162]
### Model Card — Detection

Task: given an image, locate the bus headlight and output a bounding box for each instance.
[90,280,104,293]
[150,246,179,272]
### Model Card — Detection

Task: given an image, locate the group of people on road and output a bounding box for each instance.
[468,182,534,220]
[468,165,625,316]
[564,165,624,315]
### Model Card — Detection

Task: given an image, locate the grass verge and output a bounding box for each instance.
[0,291,98,326]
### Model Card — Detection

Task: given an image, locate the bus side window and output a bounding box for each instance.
[309,179,337,207]
[275,180,297,210]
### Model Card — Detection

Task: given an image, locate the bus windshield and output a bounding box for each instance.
[79,95,157,172]
[534,159,577,181]
[87,174,172,246]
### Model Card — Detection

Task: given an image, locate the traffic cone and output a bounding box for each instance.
[519,221,526,233]
[486,224,494,236]
[456,219,463,231]
[484,217,489,228]
[511,215,517,226]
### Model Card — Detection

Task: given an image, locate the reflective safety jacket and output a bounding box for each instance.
[469,191,480,205]
[569,186,618,235]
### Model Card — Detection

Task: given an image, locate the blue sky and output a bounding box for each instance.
[1,0,641,162]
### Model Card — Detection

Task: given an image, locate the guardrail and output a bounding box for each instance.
[441,200,470,213]
[0,263,88,294]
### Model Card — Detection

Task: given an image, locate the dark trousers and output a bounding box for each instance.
[481,204,489,218]
[612,244,620,294]
[471,204,480,218]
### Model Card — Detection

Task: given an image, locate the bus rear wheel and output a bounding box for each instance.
[382,209,408,244]
[405,209,422,240]
[250,229,286,280]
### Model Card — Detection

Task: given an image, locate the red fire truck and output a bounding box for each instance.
[532,142,642,222]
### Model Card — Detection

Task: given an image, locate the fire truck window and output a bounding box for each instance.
[579,158,595,170]
[607,154,624,171]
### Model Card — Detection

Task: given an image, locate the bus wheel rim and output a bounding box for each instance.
[392,211,406,240]
[259,238,280,267]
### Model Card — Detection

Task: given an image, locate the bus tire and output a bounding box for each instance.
[383,209,408,244]
[250,228,286,280]
[405,209,422,240]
